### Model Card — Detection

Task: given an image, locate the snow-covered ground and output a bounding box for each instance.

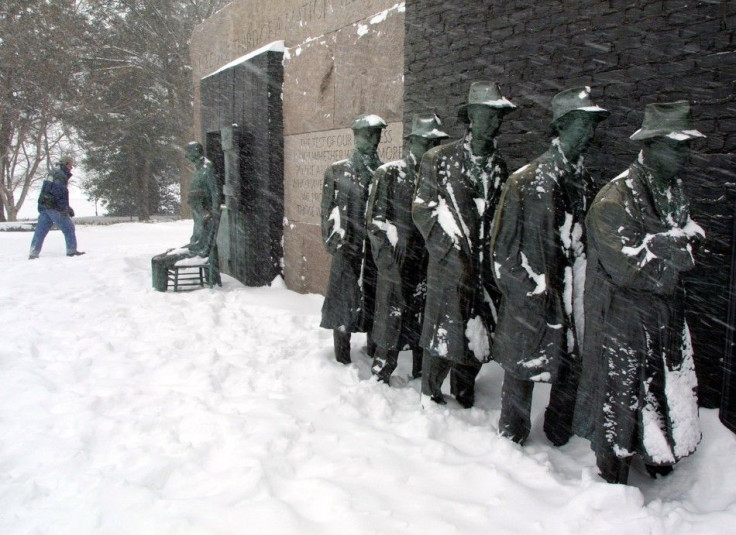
[1,220,735,535]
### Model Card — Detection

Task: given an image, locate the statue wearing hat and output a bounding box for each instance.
[412,82,515,407]
[366,113,449,383]
[491,87,609,446]
[151,141,221,291]
[573,101,705,484]
[320,114,387,364]
[29,153,85,259]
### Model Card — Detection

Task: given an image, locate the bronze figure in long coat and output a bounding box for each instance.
[491,87,608,446]
[320,115,387,364]
[573,101,704,484]
[367,113,448,383]
[412,81,516,407]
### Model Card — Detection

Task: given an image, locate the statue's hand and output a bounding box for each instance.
[647,233,695,270]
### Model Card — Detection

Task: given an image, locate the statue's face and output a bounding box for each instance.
[467,105,501,142]
[409,136,441,160]
[556,111,599,161]
[644,137,691,181]
[186,144,203,163]
[354,128,382,155]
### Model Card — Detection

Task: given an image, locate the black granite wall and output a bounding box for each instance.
[404,0,736,409]
[200,50,284,287]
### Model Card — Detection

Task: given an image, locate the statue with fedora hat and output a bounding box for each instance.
[573,101,705,484]
[151,141,221,291]
[491,87,609,446]
[413,81,516,407]
[320,114,387,364]
[366,112,450,384]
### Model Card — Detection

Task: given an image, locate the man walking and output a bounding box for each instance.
[29,154,85,259]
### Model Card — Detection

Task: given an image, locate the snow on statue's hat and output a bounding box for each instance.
[351,114,388,131]
[551,86,609,125]
[457,81,516,123]
[59,153,75,166]
[404,112,449,139]
[630,101,705,141]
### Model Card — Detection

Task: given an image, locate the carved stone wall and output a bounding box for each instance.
[191,0,405,294]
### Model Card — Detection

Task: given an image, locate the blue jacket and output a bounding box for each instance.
[38,165,71,213]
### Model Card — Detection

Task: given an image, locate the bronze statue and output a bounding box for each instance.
[320,114,387,364]
[574,101,705,484]
[152,141,221,291]
[413,81,515,407]
[367,113,449,384]
[491,87,609,445]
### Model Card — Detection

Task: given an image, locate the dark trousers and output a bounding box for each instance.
[333,330,376,364]
[421,352,482,407]
[371,347,422,383]
[499,373,578,446]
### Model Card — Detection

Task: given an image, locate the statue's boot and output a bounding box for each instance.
[421,353,450,405]
[596,452,631,484]
[334,330,351,364]
[645,464,674,479]
[371,349,399,384]
[450,361,482,409]
[411,348,422,379]
[498,374,533,444]
[366,333,377,359]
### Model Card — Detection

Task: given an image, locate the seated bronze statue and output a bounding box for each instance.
[152,141,222,291]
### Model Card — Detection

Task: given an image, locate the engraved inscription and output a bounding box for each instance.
[285,122,403,224]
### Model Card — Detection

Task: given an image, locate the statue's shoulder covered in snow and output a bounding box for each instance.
[573,101,706,484]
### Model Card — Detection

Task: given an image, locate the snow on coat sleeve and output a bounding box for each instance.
[412,148,455,260]
[367,163,399,270]
[490,176,544,298]
[586,199,683,295]
[321,165,343,254]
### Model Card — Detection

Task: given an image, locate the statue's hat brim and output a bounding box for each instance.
[550,86,609,125]
[457,81,516,123]
[351,114,388,130]
[630,101,705,141]
[404,112,450,139]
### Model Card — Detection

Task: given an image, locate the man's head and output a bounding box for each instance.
[185,141,204,163]
[406,112,449,160]
[457,81,516,142]
[631,101,705,181]
[550,87,609,160]
[59,153,75,170]
[351,114,387,155]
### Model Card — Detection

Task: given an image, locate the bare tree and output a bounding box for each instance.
[0,2,86,221]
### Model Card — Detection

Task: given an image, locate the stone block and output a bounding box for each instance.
[283,35,337,135]
[333,8,404,125]
[283,122,403,226]
[283,221,331,294]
